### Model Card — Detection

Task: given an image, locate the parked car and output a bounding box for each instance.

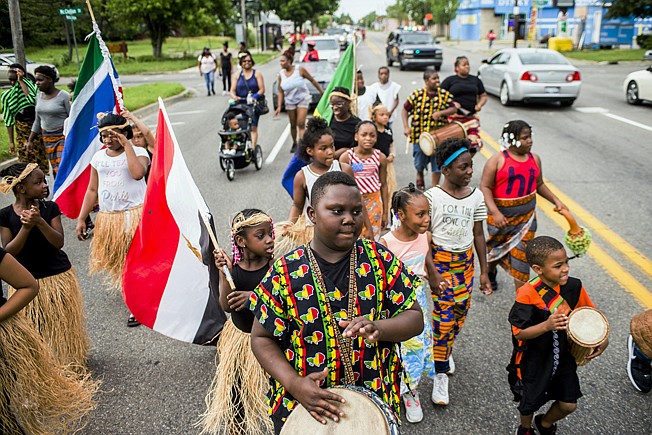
[645,50,652,61]
[0,53,56,86]
[385,30,443,71]
[478,48,581,106]
[299,36,341,64]
[624,66,652,105]
[324,28,349,50]
[272,61,336,112]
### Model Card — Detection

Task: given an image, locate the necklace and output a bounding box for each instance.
[306,243,357,385]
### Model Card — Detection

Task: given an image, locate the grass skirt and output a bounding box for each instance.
[198,319,271,435]
[386,161,397,201]
[9,267,89,368]
[274,214,313,259]
[363,190,383,241]
[0,313,98,434]
[90,205,143,288]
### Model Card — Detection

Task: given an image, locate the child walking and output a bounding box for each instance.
[200,209,274,435]
[76,112,149,326]
[250,171,424,434]
[0,248,97,434]
[276,117,370,257]
[371,104,397,220]
[425,138,492,406]
[508,236,608,435]
[379,184,447,424]
[480,120,567,292]
[0,163,89,368]
[339,120,388,240]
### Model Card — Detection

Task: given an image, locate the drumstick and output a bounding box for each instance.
[199,213,236,291]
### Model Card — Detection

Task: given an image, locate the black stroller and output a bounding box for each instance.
[218,102,263,181]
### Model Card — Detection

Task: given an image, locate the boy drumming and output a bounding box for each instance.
[250,171,424,434]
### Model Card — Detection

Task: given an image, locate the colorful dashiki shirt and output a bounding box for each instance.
[250,238,420,423]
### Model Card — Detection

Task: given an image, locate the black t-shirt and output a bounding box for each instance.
[0,202,71,279]
[330,115,361,151]
[220,52,232,71]
[313,249,351,302]
[231,261,271,333]
[440,75,486,115]
[375,128,393,157]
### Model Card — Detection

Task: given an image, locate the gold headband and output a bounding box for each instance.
[98,121,130,133]
[232,212,272,234]
[0,163,38,194]
[330,91,353,101]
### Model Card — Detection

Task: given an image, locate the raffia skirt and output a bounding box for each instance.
[90,205,143,288]
[274,214,314,259]
[198,319,271,435]
[9,267,89,369]
[0,313,98,434]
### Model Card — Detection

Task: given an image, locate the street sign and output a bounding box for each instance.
[58,7,82,15]
[533,0,548,7]
[66,15,78,21]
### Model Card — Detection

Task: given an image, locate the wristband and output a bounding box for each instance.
[253,93,260,100]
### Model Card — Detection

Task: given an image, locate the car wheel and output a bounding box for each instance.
[626,81,641,105]
[273,96,278,111]
[254,145,263,170]
[560,99,575,107]
[500,82,512,106]
[435,65,441,71]
[386,56,392,66]
[399,57,406,71]
[225,159,235,181]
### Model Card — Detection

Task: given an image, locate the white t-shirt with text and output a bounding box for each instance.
[425,186,487,252]
[91,147,150,212]
[370,81,401,123]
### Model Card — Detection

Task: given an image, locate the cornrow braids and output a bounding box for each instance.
[390,183,425,229]
[499,120,532,151]
[298,117,333,162]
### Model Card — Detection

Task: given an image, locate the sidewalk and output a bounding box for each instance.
[440,38,543,54]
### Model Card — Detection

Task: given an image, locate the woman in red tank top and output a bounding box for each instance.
[480,120,567,291]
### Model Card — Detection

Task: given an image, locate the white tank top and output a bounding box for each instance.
[280,67,310,105]
[301,161,342,216]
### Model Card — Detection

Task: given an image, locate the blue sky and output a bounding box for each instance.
[335,0,396,21]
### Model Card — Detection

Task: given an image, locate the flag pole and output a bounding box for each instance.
[85,0,96,23]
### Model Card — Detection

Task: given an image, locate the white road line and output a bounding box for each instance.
[574,107,609,113]
[265,124,291,164]
[168,110,206,115]
[602,112,652,133]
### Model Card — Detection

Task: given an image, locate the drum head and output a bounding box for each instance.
[281,387,394,435]
[418,132,435,157]
[568,307,609,346]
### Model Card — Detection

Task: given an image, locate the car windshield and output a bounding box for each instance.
[400,33,433,44]
[518,52,569,65]
[308,40,339,51]
[325,29,346,35]
[1,54,33,64]
[299,62,335,80]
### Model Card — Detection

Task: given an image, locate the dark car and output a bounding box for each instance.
[386,30,443,71]
[272,61,336,112]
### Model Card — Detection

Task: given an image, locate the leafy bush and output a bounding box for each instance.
[637,34,652,50]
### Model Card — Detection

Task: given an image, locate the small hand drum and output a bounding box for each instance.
[280,385,399,435]
[418,120,477,157]
[567,307,609,366]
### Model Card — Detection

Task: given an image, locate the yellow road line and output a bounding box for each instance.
[478,132,652,309]
[365,38,382,55]
[480,131,652,282]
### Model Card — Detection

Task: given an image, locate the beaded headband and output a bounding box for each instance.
[230,212,275,263]
[0,163,38,194]
[329,91,353,101]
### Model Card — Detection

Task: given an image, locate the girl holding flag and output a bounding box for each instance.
[76,112,149,326]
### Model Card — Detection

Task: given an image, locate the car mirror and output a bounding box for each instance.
[647,66,652,73]
[481,59,488,64]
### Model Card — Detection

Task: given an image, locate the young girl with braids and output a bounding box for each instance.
[75,112,149,327]
[200,209,274,435]
[0,163,89,368]
[339,120,388,240]
[275,117,371,257]
[379,184,447,424]
[480,120,567,292]
[371,104,397,222]
[0,248,97,434]
[425,137,492,407]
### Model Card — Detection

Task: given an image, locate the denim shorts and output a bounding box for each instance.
[412,143,440,173]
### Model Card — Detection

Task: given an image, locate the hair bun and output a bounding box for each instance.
[96,113,107,121]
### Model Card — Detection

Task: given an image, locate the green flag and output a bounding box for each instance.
[313,43,355,124]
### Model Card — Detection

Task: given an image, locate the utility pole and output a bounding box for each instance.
[8,0,26,67]
[240,0,247,46]
[513,0,520,48]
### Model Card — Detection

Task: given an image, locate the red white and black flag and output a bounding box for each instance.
[122,99,226,344]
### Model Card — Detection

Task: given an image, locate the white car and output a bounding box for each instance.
[0,53,56,86]
[624,66,652,105]
[478,48,581,107]
[300,36,341,64]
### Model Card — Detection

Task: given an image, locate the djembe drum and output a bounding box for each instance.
[418,120,479,157]
[566,307,609,366]
[280,385,399,435]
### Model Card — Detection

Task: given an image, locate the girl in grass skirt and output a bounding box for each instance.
[0,248,97,434]
[0,163,89,368]
[199,209,275,434]
[76,113,149,326]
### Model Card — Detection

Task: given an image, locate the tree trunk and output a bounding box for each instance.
[64,18,72,61]
[145,16,165,58]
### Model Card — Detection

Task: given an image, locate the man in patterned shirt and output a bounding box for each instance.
[250,171,424,434]
[401,68,458,190]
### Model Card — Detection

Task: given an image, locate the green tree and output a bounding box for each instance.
[360,11,378,28]
[431,0,460,36]
[386,2,409,23]
[263,0,338,32]
[317,15,333,31]
[335,13,353,25]
[605,0,651,18]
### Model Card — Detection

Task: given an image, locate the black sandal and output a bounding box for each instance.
[127,315,141,327]
[488,269,498,292]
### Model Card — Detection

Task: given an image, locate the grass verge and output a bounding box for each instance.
[564,49,648,62]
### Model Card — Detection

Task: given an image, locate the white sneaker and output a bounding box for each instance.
[447,355,456,375]
[402,391,423,423]
[431,373,449,405]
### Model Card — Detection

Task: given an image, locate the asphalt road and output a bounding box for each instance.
[4,32,651,434]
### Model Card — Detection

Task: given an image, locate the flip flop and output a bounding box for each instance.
[127,315,141,327]
[416,179,425,191]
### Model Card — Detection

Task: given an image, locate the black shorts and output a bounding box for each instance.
[518,356,582,416]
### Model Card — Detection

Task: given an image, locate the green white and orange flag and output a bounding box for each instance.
[313,42,356,123]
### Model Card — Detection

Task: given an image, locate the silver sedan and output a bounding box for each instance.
[478,48,581,107]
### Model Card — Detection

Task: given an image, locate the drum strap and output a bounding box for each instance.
[307,245,357,385]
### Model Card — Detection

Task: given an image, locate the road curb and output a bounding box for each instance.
[0,87,193,170]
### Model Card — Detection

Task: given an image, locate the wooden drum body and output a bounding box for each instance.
[280,385,399,435]
[567,307,609,366]
[418,120,478,157]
